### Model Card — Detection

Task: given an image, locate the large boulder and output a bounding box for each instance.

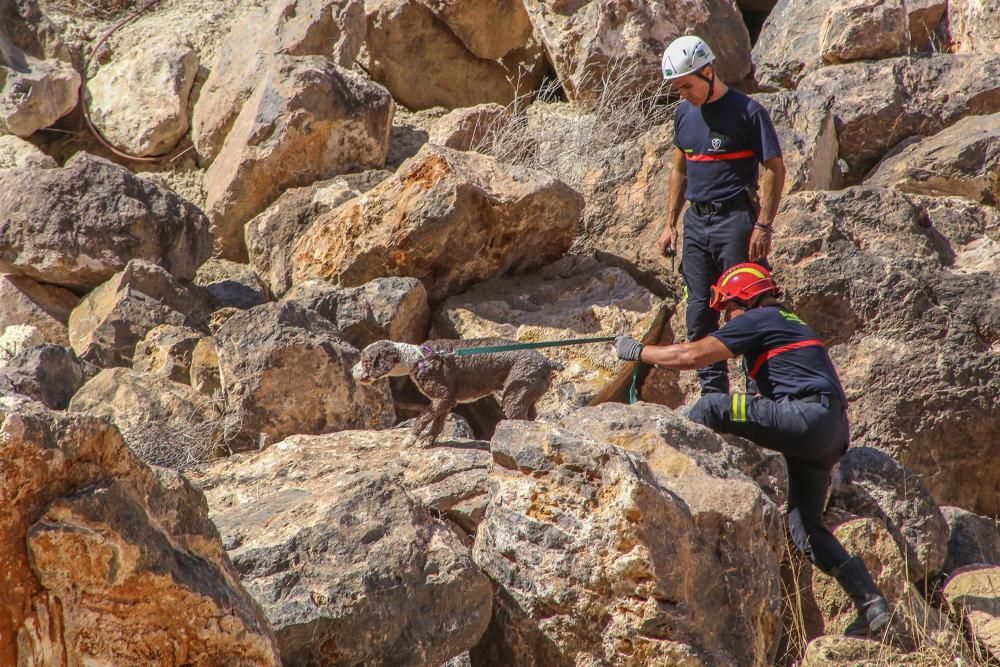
[865,112,1000,205]
[0,275,77,347]
[284,277,429,348]
[385,107,442,170]
[0,134,57,169]
[428,103,509,151]
[204,55,393,260]
[0,343,84,409]
[826,447,949,583]
[521,0,751,102]
[753,0,949,90]
[292,144,582,302]
[433,255,667,417]
[469,101,677,295]
[191,0,365,163]
[550,402,788,506]
[365,0,547,110]
[132,324,204,384]
[0,324,42,365]
[569,118,678,295]
[942,566,1000,658]
[754,90,840,193]
[753,0,837,91]
[472,415,782,666]
[245,175,373,297]
[797,54,1000,184]
[67,260,211,368]
[770,187,1000,515]
[946,0,1000,54]
[818,0,909,64]
[86,36,198,157]
[0,398,280,665]
[0,0,79,136]
[70,368,223,469]
[416,0,533,59]
[196,428,493,665]
[214,301,395,451]
[194,258,271,310]
[0,153,211,291]
[941,507,1000,573]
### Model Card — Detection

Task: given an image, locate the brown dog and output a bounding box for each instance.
[352,338,560,446]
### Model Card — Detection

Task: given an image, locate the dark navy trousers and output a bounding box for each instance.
[681,203,758,394]
[689,393,852,574]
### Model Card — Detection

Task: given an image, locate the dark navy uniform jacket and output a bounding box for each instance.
[673,88,782,203]
[710,304,846,402]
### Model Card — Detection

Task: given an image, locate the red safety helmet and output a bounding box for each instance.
[709,263,780,311]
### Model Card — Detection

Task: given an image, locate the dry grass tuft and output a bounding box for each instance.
[123,391,239,471]
[472,57,676,193]
[45,0,139,20]
[777,515,999,666]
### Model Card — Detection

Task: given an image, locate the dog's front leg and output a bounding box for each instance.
[408,398,455,448]
[407,407,435,447]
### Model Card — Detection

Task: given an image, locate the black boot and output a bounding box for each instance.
[832,556,892,637]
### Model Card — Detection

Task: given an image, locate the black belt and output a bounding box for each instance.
[797,394,844,412]
[689,196,754,217]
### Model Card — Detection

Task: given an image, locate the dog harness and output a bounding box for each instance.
[416,344,439,370]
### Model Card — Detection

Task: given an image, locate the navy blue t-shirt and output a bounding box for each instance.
[673,88,782,203]
[710,304,846,401]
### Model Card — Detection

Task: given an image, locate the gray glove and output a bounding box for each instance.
[615,336,644,362]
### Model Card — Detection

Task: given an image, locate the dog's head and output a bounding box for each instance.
[351,340,407,382]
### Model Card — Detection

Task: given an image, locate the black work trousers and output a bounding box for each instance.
[688,392,852,574]
[681,201,760,395]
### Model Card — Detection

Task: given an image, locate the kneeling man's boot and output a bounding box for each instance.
[832,556,891,637]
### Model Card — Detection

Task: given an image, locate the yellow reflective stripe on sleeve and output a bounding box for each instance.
[740,393,747,422]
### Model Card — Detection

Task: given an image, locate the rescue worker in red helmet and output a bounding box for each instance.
[614,263,892,637]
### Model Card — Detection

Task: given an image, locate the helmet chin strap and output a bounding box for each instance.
[694,67,716,103]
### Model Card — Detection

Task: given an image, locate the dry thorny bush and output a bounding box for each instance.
[473,58,677,193]
[125,349,266,471]
[124,390,237,471]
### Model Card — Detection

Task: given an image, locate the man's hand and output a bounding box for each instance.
[748,226,771,262]
[657,227,677,257]
[615,336,644,362]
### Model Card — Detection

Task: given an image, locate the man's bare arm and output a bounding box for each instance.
[657,148,688,256]
[748,156,786,261]
[666,147,687,230]
[758,156,785,227]
[639,335,734,370]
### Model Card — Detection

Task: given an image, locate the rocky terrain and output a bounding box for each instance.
[1,0,998,664]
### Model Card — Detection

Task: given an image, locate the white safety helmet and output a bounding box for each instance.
[661,35,716,81]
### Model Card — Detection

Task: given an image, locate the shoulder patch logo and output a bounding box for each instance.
[711,137,722,150]
[779,310,806,325]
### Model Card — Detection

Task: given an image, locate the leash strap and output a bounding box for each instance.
[628,366,640,404]
[449,336,617,357]
[431,335,642,405]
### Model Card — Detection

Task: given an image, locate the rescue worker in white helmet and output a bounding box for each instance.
[658,35,787,397]
[615,264,892,638]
